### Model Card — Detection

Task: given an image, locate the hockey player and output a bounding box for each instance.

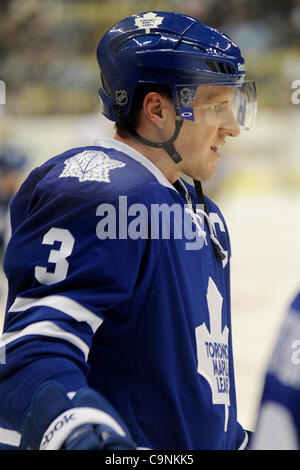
[0,11,257,450]
[251,291,300,449]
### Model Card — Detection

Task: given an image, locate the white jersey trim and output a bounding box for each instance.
[0,321,90,360]
[238,430,249,450]
[8,295,103,334]
[94,137,178,192]
[0,426,21,447]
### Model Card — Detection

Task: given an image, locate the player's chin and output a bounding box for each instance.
[191,165,216,182]
[206,151,220,179]
[198,158,219,181]
[203,167,217,182]
[186,151,219,181]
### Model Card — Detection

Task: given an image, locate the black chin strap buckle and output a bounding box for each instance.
[163,142,182,164]
[212,244,226,261]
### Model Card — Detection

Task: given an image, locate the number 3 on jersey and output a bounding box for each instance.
[35,228,75,285]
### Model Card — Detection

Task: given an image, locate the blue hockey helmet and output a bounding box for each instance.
[97,11,256,131]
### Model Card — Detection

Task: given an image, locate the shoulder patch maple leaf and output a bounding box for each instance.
[59,150,126,183]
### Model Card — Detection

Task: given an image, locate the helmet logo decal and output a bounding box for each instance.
[179,87,196,121]
[134,12,164,34]
[115,90,128,106]
[179,108,195,121]
[180,87,195,107]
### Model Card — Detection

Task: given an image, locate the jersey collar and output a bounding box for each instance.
[94,137,178,192]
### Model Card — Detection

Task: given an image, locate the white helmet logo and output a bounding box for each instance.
[135,12,164,34]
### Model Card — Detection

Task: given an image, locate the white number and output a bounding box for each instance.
[35,228,75,285]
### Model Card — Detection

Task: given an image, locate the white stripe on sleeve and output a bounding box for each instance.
[0,426,21,447]
[8,295,103,333]
[0,321,90,360]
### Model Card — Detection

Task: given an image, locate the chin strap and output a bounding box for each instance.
[193,180,226,261]
[117,111,183,164]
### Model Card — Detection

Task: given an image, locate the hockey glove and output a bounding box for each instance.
[20,381,137,450]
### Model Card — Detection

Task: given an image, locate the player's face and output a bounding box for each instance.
[175,86,240,181]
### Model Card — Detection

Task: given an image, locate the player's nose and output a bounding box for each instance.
[219,110,240,138]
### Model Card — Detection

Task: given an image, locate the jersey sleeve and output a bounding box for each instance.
[251,292,300,449]
[0,186,148,434]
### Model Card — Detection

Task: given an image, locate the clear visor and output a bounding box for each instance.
[175,81,257,131]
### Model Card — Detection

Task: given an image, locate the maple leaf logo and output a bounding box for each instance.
[195,277,230,432]
[59,150,126,183]
[134,12,164,34]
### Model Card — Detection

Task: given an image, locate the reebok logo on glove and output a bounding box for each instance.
[41,412,76,449]
[40,407,126,450]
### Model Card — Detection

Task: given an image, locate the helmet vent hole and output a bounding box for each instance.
[205,60,235,75]
[205,60,218,73]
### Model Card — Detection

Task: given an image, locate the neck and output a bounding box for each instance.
[114,132,183,184]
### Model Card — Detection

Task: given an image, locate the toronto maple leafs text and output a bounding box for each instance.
[204,341,230,394]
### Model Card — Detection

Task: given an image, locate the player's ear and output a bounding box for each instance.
[142,92,173,129]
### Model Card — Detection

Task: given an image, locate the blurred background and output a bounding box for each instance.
[0,0,300,433]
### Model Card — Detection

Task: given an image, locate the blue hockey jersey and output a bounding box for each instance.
[251,291,300,449]
[0,137,247,450]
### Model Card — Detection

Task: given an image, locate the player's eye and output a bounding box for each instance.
[210,103,228,114]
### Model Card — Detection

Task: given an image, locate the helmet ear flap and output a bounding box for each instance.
[112,83,173,138]
[100,73,112,97]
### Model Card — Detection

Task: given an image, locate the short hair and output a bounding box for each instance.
[115,83,172,138]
